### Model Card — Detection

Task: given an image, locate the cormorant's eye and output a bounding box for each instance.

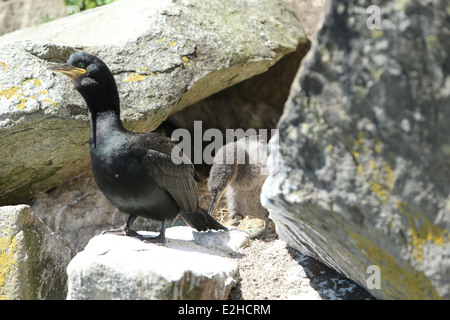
[78,62,86,68]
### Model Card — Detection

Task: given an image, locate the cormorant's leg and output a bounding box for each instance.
[101,214,140,237]
[101,215,167,244]
[142,220,167,245]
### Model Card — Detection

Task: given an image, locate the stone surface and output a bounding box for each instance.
[0,0,67,36]
[262,0,450,299]
[168,42,310,135]
[283,0,329,41]
[228,239,375,300]
[67,226,248,300]
[0,0,305,205]
[0,204,75,299]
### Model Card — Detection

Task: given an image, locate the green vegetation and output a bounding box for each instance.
[64,0,117,14]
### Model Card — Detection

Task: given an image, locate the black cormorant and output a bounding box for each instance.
[47,52,227,244]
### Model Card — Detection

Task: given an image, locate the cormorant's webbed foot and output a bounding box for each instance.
[142,220,167,245]
[101,215,167,245]
[101,214,141,238]
[100,225,141,238]
[142,233,166,245]
[100,227,165,244]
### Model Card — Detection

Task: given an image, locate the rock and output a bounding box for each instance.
[0,204,75,299]
[0,0,304,205]
[283,0,329,41]
[168,41,310,134]
[262,0,450,299]
[229,238,375,300]
[67,226,249,300]
[0,0,67,36]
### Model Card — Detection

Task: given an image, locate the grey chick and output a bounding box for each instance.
[207,135,271,238]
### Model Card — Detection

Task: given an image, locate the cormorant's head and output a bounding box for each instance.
[47,52,119,114]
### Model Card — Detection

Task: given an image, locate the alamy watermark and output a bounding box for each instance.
[367,5,382,30]
[170,121,279,175]
[366,265,381,289]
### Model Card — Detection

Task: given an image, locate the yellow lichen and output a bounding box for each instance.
[372,68,383,81]
[357,164,364,175]
[43,98,59,107]
[0,228,18,295]
[327,144,333,154]
[16,98,27,110]
[395,200,449,263]
[21,78,41,87]
[351,150,360,160]
[1,78,52,110]
[182,56,194,67]
[351,133,395,204]
[354,133,364,148]
[372,29,384,39]
[347,228,441,299]
[370,163,394,204]
[0,61,11,72]
[122,73,146,83]
[0,86,23,99]
[374,138,384,154]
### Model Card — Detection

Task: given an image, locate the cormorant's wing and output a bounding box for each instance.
[137,133,198,213]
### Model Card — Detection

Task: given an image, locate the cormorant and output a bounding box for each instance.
[207,135,271,238]
[47,52,227,245]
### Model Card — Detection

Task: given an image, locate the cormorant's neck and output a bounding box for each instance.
[89,109,125,149]
[78,76,121,117]
[79,81,123,148]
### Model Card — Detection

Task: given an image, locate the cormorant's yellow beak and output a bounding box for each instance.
[47,62,87,80]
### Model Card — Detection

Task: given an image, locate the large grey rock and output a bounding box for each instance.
[0,0,305,205]
[262,0,450,299]
[0,0,67,36]
[0,204,75,299]
[67,226,248,300]
[283,0,329,41]
[168,42,310,134]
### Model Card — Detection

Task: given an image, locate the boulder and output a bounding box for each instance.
[0,204,75,299]
[0,0,67,36]
[283,0,329,41]
[262,0,450,299]
[66,226,249,300]
[168,42,310,135]
[0,0,305,205]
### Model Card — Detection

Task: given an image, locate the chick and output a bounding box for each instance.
[207,135,270,238]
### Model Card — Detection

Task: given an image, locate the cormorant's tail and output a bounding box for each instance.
[181,207,228,232]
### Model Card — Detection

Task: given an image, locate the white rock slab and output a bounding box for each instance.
[67,226,248,300]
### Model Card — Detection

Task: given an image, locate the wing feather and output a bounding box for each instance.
[141,148,198,213]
